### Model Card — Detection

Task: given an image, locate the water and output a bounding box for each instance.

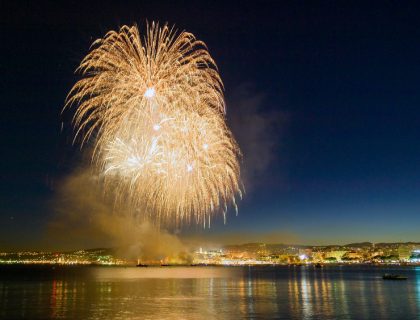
[1,265,419,319]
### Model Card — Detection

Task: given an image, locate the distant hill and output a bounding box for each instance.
[375,242,420,248]
[343,242,373,248]
[222,241,420,251]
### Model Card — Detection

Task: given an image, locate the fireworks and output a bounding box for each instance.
[65,23,242,227]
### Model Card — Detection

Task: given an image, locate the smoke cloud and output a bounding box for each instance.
[48,168,190,263]
[228,84,287,191]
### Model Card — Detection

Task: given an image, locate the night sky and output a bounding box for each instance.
[1,1,420,249]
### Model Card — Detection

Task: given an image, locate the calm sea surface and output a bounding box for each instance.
[0,265,419,319]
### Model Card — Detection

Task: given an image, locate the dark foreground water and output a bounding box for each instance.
[0,265,419,319]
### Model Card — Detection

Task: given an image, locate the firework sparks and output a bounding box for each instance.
[65,23,242,227]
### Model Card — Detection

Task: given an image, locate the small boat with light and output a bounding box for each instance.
[382,274,407,280]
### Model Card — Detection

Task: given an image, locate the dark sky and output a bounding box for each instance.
[1,1,420,249]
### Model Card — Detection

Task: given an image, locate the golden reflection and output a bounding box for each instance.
[300,268,313,318]
[246,273,255,316]
[237,273,247,315]
[321,269,332,315]
[356,271,369,318]
[287,267,300,316]
[316,268,332,316]
[313,269,319,303]
[373,273,386,318]
[2,266,420,319]
[337,272,349,317]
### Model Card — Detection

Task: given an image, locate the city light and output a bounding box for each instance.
[1,243,420,266]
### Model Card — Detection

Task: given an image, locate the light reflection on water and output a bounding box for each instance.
[0,265,420,319]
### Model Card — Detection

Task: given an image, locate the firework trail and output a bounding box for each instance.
[65,23,242,227]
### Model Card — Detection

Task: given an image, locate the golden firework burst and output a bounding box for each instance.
[65,23,242,227]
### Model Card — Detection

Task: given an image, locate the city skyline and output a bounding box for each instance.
[2,240,420,266]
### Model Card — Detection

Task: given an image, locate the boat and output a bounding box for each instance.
[382,274,407,280]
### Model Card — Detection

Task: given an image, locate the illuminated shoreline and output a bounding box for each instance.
[1,243,419,266]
